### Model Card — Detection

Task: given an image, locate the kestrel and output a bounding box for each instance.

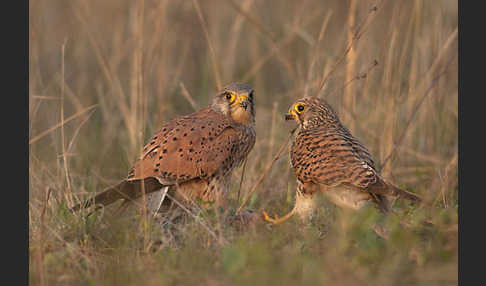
[72,82,256,218]
[264,96,422,225]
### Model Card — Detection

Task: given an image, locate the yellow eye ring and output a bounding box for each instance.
[294,103,305,113]
[225,92,236,103]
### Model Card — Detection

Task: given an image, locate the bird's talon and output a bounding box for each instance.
[262,207,297,225]
[263,211,276,223]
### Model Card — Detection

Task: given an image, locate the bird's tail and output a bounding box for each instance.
[368,178,423,204]
[70,178,163,212]
[386,181,423,203]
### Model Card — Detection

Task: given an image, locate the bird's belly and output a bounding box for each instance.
[137,174,232,214]
[321,185,372,211]
[172,174,231,207]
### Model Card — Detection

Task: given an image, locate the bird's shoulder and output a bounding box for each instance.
[126,107,251,183]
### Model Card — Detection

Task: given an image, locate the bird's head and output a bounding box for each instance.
[212,82,255,125]
[285,97,341,130]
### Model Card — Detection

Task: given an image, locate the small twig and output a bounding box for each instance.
[37,187,52,286]
[379,54,456,172]
[226,0,277,42]
[434,153,458,208]
[40,188,53,222]
[304,11,334,97]
[179,82,199,111]
[227,0,307,82]
[29,104,98,145]
[60,39,73,206]
[266,102,278,166]
[67,110,96,153]
[317,1,383,96]
[31,96,61,100]
[240,33,297,82]
[236,157,247,204]
[236,128,297,215]
[326,59,379,98]
[192,0,222,90]
[238,7,321,83]
[165,193,226,245]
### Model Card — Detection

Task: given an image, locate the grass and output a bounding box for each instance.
[29,0,458,285]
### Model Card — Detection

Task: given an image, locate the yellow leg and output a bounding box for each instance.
[262,205,297,225]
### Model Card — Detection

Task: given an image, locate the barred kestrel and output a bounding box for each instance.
[264,97,422,224]
[72,83,256,217]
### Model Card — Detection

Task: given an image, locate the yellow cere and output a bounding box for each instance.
[234,95,248,105]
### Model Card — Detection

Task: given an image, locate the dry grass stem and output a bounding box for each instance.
[192,0,222,90]
[379,53,457,172]
[29,104,98,145]
[236,128,296,215]
[179,82,199,111]
[317,0,385,96]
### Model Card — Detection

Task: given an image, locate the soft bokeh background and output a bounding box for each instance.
[29,0,458,285]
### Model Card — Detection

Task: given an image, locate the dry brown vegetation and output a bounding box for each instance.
[29,0,458,285]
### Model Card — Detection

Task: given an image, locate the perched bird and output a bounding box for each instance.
[72,82,256,218]
[263,96,422,225]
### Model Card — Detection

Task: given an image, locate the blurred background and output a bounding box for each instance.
[29,0,458,285]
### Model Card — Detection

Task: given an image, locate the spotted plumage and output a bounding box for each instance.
[264,96,422,224]
[72,82,256,215]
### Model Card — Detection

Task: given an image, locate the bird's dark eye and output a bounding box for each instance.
[224,92,236,102]
[295,104,305,113]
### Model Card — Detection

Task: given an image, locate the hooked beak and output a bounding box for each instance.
[285,110,297,121]
[240,100,248,110]
[235,96,249,110]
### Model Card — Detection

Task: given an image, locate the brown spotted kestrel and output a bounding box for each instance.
[72,83,256,217]
[264,96,422,224]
